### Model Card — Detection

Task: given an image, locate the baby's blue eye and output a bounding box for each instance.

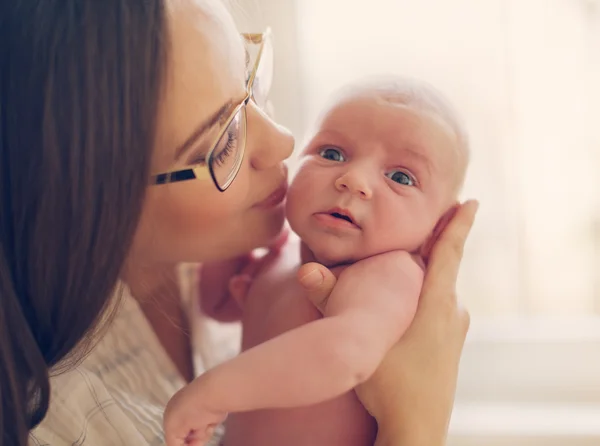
[386,170,415,186]
[319,147,346,162]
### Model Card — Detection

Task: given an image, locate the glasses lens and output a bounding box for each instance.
[210,106,247,190]
[251,34,273,109]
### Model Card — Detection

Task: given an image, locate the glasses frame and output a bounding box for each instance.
[151,27,273,192]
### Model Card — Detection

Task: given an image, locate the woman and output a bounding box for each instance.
[0,1,477,445]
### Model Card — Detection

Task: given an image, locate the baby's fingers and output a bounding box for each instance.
[228,274,252,308]
[238,230,289,279]
[297,262,337,314]
[269,228,289,252]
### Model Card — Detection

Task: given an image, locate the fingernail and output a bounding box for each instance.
[466,199,479,210]
[299,269,323,288]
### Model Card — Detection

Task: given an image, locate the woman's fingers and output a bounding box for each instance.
[420,200,479,300]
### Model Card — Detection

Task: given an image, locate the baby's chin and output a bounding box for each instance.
[291,218,373,267]
[301,233,423,268]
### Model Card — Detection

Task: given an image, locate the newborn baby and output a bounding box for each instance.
[164,76,470,446]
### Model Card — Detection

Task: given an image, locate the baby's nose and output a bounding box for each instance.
[334,171,373,199]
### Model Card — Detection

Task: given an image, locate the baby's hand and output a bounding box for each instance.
[227,230,289,305]
[200,230,288,321]
[163,382,227,446]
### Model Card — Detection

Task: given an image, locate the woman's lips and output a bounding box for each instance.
[255,183,287,209]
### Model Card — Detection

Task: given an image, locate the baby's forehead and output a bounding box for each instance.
[317,95,458,154]
[321,90,447,124]
[318,78,467,143]
[322,94,425,124]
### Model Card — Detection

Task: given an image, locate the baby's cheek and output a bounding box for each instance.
[286,166,318,216]
[285,179,305,232]
[373,209,430,252]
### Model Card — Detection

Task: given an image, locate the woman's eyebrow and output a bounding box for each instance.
[174,100,234,160]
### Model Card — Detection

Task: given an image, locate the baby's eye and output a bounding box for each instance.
[319,147,346,162]
[386,170,415,186]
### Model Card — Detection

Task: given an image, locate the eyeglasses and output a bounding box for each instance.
[151,27,274,191]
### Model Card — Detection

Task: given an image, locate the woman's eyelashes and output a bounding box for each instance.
[212,129,238,167]
[187,128,238,167]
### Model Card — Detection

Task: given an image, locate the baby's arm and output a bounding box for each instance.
[201,250,423,410]
[164,250,423,446]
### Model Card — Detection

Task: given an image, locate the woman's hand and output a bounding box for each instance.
[298,200,479,446]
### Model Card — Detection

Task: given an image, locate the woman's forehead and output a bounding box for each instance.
[168,0,245,75]
[154,0,245,167]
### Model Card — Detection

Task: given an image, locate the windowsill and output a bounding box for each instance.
[449,402,600,446]
[454,315,600,444]
[466,315,600,343]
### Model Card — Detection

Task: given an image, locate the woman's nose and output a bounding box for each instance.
[247,105,294,170]
[335,170,373,199]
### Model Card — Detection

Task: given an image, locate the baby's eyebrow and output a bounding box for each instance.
[314,128,351,147]
[397,147,433,175]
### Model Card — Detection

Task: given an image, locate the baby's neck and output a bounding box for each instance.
[299,241,355,269]
[299,240,425,274]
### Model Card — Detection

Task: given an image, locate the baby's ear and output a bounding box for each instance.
[420,202,460,265]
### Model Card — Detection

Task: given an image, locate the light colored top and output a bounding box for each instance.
[29,265,240,446]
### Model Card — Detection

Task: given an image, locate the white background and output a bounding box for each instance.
[228,1,600,443]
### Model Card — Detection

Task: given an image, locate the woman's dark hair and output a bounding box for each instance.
[0,1,167,444]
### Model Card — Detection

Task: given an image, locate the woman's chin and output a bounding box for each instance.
[223,220,286,259]
[183,211,287,263]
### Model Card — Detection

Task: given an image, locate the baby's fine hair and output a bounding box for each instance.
[323,75,470,193]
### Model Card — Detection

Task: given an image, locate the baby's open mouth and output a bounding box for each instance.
[330,212,354,225]
[318,207,361,229]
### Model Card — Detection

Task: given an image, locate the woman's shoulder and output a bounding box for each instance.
[29,366,148,445]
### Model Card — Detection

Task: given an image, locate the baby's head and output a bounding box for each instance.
[286,76,470,267]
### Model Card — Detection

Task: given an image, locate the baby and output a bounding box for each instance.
[164,76,470,446]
